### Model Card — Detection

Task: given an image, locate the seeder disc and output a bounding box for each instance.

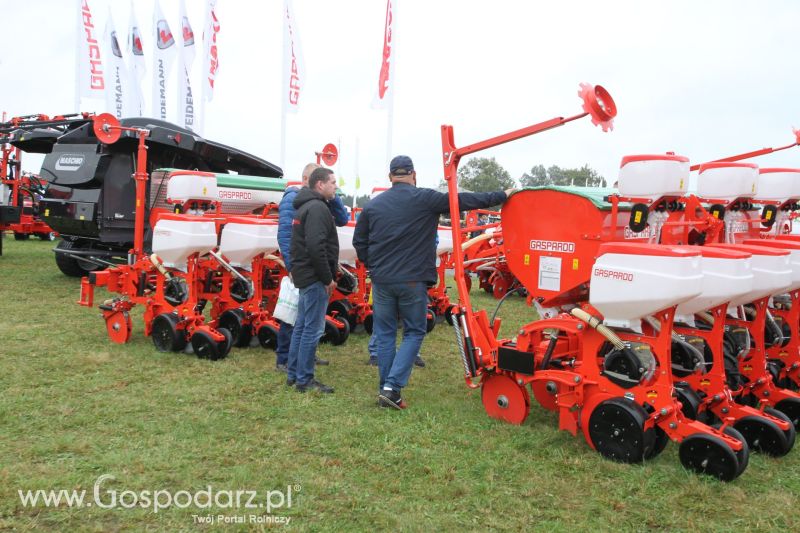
[481,374,530,425]
[105,310,132,344]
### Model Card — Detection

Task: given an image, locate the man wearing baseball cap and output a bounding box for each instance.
[353,155,513,409]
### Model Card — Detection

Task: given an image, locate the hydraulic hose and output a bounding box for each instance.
[461,232,493,252]
[570,308,625,350]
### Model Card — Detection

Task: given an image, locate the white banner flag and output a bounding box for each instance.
[202,0,220,103]
[76,0,105,101]
[127,1,146,116]
[282,0,305,114]
[152,0,177,121]
[177,0,196,130]
[372,0,397,110]
[103,10,132,119]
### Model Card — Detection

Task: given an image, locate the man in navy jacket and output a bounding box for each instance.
[353,155,512,409]
[276,163,348,372]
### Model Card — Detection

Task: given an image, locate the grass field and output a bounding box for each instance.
[2,236,800,532]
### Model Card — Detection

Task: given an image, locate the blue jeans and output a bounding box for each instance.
[368,333,378,356]
[276,320,292,365]
[287,282,328,385]
[372,281,428,392]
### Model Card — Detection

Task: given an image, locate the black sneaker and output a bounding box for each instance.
[414,355,426,368]
[296,379,334,393]
[378,389,407,409]
[276,363,288,373]
[315,356,330,366]
[368,355,378,366]
[286,377,296,386]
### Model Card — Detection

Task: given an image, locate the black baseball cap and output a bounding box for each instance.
[389,155,414,175]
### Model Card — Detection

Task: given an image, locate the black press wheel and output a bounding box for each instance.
[191,330,221,360]
[257,323,280,350]
[774,398,800,431]
[321,316,350,346]
[734,413,792,457]
[327,299,357,332]
[444,305,457,326]
[715,425,750,478]
[675,385,703,420]
[13,232,29,241]
[218,309,252,348]
[678,433,742,481]
[644,426,670,460]
[151,313,187,352]
[764,407,797,450]
[218,328,233,358]
[587,398,655,463]
[426,309,436,333]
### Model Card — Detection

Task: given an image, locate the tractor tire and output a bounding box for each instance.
[54,240,97,277]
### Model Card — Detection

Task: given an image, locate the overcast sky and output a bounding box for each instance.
[2,0,800,193]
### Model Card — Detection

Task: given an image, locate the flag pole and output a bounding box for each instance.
[75,0,82,112]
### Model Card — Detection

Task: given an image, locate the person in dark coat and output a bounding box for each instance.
[353,155,513,409]
[287,167,340,393]
[275,163,348,372]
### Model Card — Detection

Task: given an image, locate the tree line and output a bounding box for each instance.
[339,157,606,208]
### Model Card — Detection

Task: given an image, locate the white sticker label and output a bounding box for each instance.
[538,256,562,291]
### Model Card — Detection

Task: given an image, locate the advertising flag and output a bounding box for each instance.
[282,0,305,114]
[152,0,177,120]
[127,1,146,116]
[103,10,131,119]
[76,0,105,101]
[202,0,220,102]
[372,0,396,110]
[177,0,196,130]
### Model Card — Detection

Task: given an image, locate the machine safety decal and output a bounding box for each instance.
[538,256,562,291]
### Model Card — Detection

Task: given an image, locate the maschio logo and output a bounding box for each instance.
[55,154,85,171]
[593,268,634,282]
[530,240,575,253]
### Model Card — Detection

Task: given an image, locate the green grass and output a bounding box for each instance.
[1,236,800,532]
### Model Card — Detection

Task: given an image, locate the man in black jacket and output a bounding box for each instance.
[353,155,512,409]
[287,167,339,393]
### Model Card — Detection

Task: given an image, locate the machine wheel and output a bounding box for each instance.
[678,433,742,481]
[218,328,233,357]
[481,374,530,425]
[105,310,132,344]
[764,407,797,450]
[774,397,800,430]
[644,426,669,460]
[715,425,750,478]
[587,398,654,463]
[191,330,229,361]
[219,309,252,348]
[363,314,374,335]
[13,232,29,241]
[444,305,457,326]
[328,299,357,332]
[675,385,703,420]
[257,323,280,350]
[733,414,791,457]
[36,232,57,241]
[54,239,98,277]
[321,316,350,346]
[151,313,186,352]
[426,309,436,333]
